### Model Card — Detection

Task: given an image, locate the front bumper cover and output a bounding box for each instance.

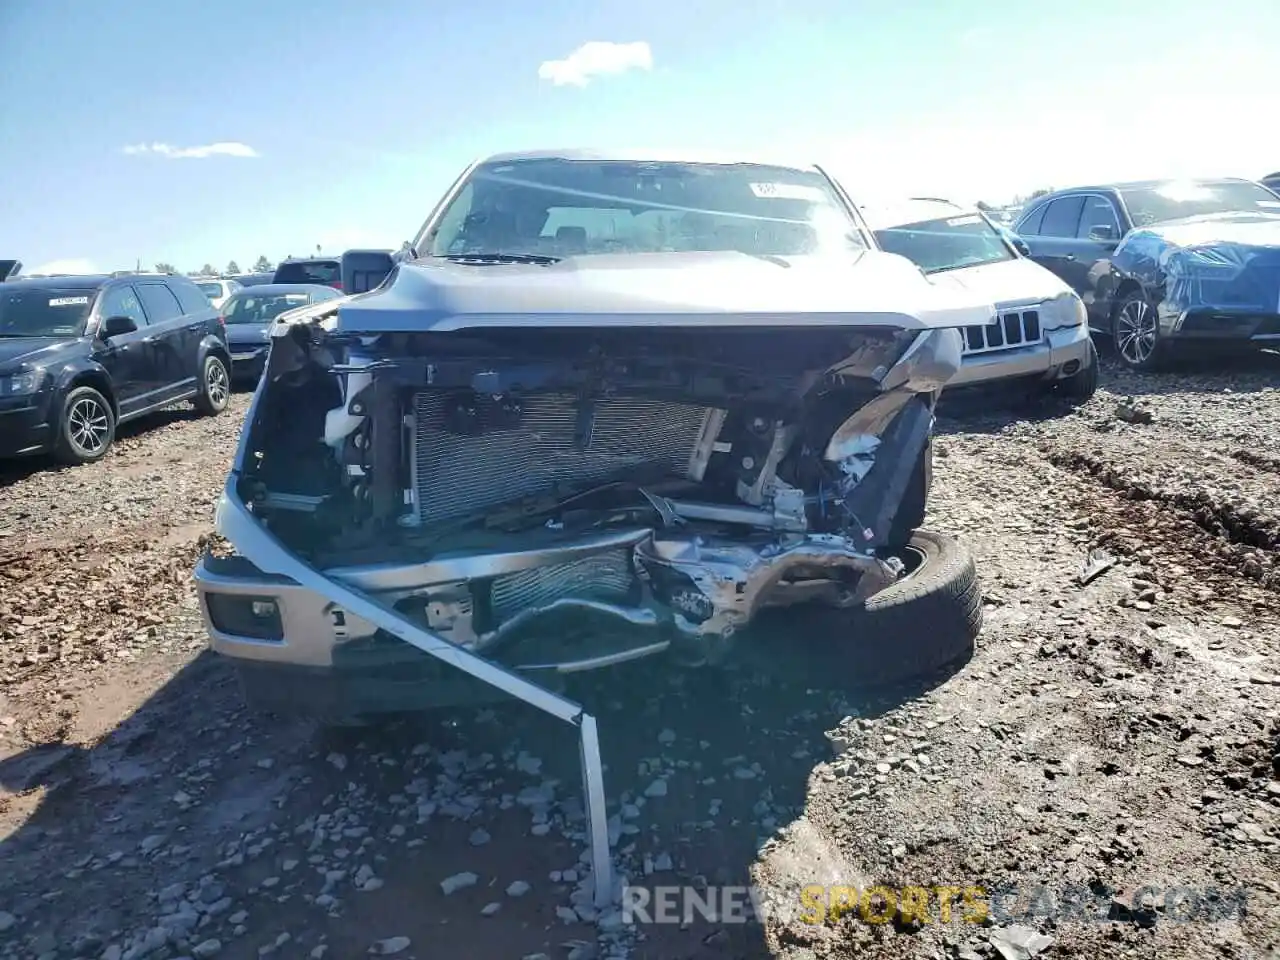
[948,323,1093,388]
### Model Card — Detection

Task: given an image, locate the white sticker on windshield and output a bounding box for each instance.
[749,182,826,202]
[49,296,90,306]
[946,215,983,226]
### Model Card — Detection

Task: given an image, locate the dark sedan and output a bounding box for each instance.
[1013,178,1280,370]
[221,283,342,382]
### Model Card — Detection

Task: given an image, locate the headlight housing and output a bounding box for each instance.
[1040,291,1086,328]
[0,369,46,397]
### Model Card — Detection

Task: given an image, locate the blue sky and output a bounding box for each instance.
[3,0,1278,275]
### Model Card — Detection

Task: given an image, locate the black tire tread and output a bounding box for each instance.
[53,385,116,466]
[194,355,229,416]
[800,530,981,687]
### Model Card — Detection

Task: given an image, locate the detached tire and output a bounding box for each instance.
[795,530,981,687]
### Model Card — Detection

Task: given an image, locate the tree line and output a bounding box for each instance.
[152,256,274,277]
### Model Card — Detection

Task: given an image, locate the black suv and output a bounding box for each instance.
[0,272,232,465]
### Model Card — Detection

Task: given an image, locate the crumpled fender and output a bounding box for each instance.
[1111,215,1280,317]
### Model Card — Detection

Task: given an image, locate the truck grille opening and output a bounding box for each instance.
[962,309,1042,355]
[489,549,637,623]
[412,391,716,524]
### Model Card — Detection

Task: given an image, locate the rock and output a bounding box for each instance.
[653,852,673,872]
[160,910,201,937]
[368,937,411,955]
[481,901,502,916]
[643,778,668,798]
[139,834,166,854]
[555,906,579,924]
[506,880,531,897]
[228,912,248,925]
[440,872,479,896]
[989,925,1054,960]
[1221,616,1244,629]
[1114,399,1154,425]
[327,753,348,771]
[0,911,15,932]
[658,729,677,745]
[469,828,491,846]
[310,948,328,960]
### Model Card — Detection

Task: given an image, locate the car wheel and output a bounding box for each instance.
[1055,338,1099,403]
[1112,291,1166,371]
[194,354,231,415]
[776,530,981,688]
[54,386,116,465]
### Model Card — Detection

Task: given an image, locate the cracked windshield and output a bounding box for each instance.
[2,2,1279,960]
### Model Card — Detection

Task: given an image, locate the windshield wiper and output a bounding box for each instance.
[433,252,561,265]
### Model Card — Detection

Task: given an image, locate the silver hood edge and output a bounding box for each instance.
[273,250,996,336]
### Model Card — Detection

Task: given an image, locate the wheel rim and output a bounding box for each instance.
[207,359,229,406]
[894,543,928,581]
[1116,299,1157,365]
[68,397,110,455]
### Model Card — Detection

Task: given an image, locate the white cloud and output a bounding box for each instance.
[121,141,259,159]
[28,258,100,276]
[538,41,652,87]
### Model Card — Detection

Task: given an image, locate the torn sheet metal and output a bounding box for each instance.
[1112,215,1280,317]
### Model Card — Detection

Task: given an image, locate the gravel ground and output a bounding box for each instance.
[1,354,1278,960]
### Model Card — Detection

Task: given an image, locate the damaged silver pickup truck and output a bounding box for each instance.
[195,150,994,722]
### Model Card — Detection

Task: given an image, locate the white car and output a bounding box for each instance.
[193,277,242,311]
[862,198,1097,400]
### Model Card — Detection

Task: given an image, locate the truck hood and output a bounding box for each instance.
[925,257,1072,310]
[301,250,996,335]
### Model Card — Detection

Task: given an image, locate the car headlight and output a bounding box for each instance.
[0,369,46,397]
[1040,291,1086,328]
